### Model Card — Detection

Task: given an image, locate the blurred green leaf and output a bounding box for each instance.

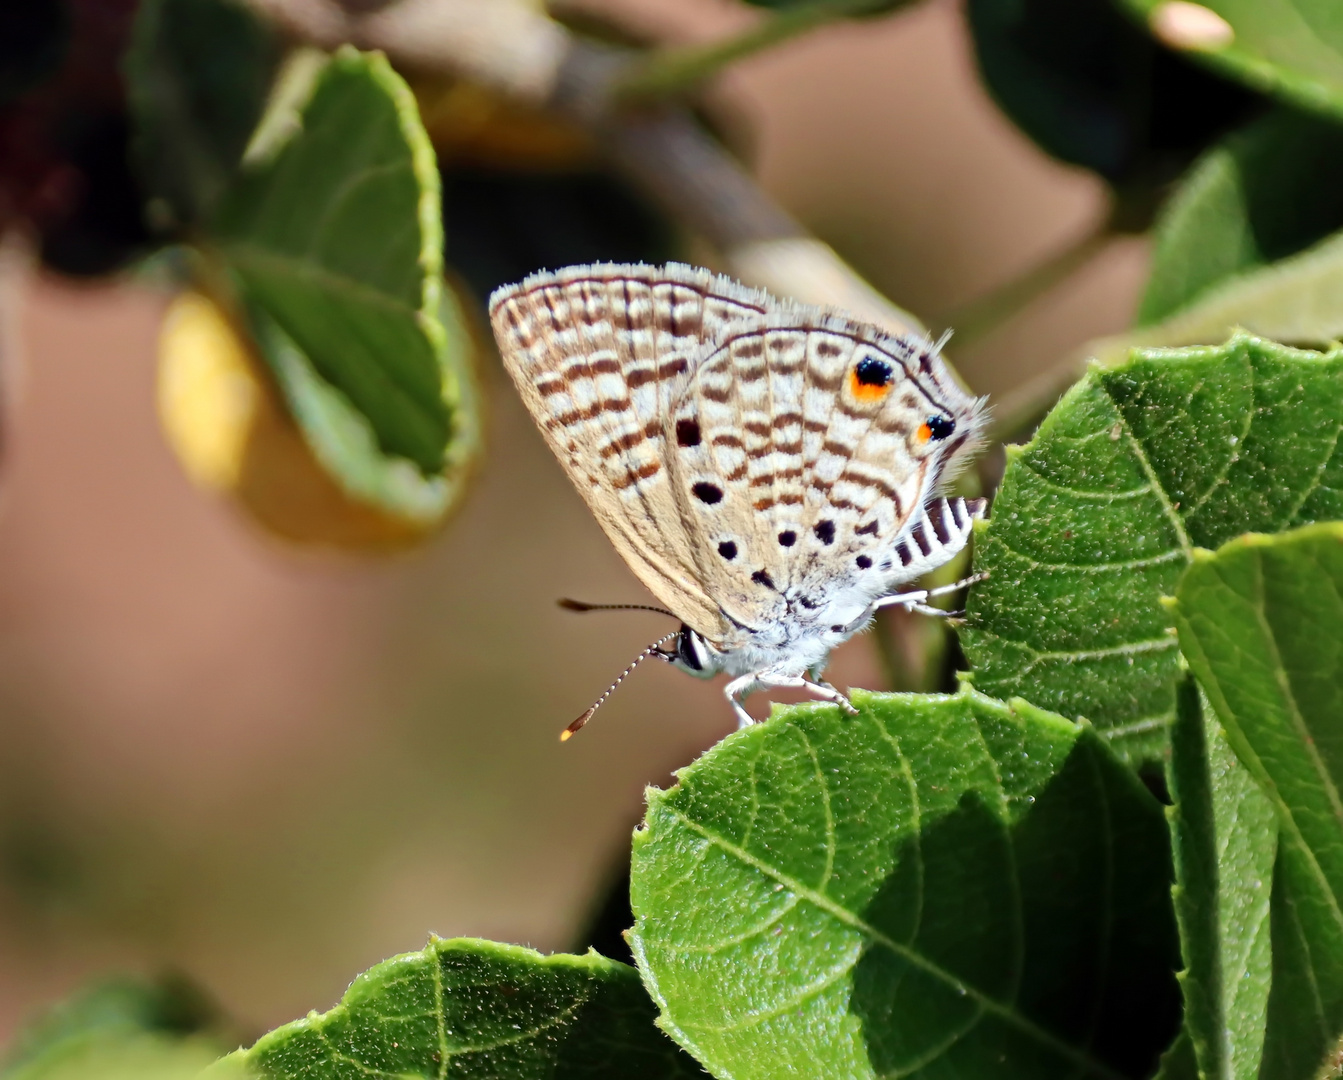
[1,976,228,1080]
[1119,0,1343,122]
[233,937,702,1079]
[216,47,450,474]
[241,273,480,527]
[1166,677,1275,1080]
[126,0,279,231]
[1085,228,1343,367]
[630,688,1179,1080]
[962,333,1343,761]
[964,0,1257,191]
[1140,108,1343,324]
[1170,523,1343,1078]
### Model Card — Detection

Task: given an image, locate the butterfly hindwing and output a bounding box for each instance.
[667,312,985,629]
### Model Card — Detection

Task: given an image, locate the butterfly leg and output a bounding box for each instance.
[872,573,987,617]
[723,675,761,729]
[805,665,859,715]
[726,672,856,727]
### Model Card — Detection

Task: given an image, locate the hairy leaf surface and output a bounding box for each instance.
[235,938,701,1079]
[630,689,1179,1080]
[962,333,1343,760]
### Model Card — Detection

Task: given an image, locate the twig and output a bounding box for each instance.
[238,0,925,337]
[612,0,910,104]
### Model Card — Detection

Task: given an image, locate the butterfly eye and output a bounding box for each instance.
[850,356,894,401]
[917,415,956,442]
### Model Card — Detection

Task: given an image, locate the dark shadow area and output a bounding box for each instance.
[852,735,1181,1078]
[442,166,675,303]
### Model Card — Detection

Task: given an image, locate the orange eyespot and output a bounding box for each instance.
[850,356,893,402]
[916,422,933,442]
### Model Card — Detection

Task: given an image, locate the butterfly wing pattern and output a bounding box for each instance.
[490,263,988,726]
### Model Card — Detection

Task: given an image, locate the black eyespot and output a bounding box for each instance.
[717,540,737,560]
[855,357,892,387]
[856,555,873,569]
[831,624,845,633]
[751,569,775,589]
[676,419,701,447]
[926,415,956,440]
[692,482,722,504]
[778,530,796,547]
[814,520,835,545]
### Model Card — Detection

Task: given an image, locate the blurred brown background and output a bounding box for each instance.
[0,0,1148,1042]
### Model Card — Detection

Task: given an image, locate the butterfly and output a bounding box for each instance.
[489,262,988,735]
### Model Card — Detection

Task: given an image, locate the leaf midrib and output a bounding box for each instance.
[659,806,1128,1080]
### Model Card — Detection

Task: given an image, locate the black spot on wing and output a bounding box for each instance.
[814,520,835,545]
[676,419,701,447]
[692,482,723,504]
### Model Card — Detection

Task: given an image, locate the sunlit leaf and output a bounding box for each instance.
[234,937,702,1079]
[216,47,451,474]
[961,333,1343,760]
[630,688,1179,1080]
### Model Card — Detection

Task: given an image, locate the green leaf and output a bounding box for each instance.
[1170,523,1343,1078]
[126,0,279,231]
[1166,677,1275,1080]
[215,47,450,474]
[1154,1030,1200,1080]
[1140,108,1343,325]
[961,333,1343,761]
[1,976,230,1080]
[1119,0,1343,122]
[241,273,481,526]
[964,0,1255,187]
[630,688,1180,1080]
[1087,229,1343,368]
[233,937,703,1079]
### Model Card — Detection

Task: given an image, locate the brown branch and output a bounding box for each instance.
[239,0,924,337]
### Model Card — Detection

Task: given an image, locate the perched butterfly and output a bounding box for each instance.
[489,263,988,735]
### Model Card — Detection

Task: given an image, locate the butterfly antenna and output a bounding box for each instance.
[558,598,677,618]
[561,631,678,742]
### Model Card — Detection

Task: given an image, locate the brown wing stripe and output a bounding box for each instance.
[612,461,662,489]
[626,357,689,389]
[598,421,663,458]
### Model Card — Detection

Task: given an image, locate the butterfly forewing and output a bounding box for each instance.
[490,263,776,637]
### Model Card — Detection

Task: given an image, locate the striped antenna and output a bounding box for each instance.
[562,631,678,742]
